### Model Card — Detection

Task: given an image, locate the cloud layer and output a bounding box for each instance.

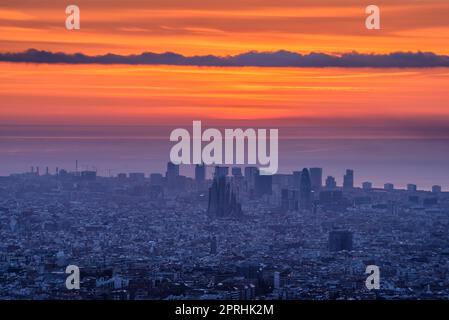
[1,49,449,67]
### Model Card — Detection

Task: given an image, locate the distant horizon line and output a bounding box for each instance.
[1,49,449,68]
[4,165,447,192]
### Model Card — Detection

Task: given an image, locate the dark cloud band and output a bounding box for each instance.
[1,49,449,67]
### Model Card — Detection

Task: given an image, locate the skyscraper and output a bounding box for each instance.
[166,161,179,188]
[245,166,259,192]
[299,168,312,211]
[195,164,206,183]
[384,183,394,191]
[281,189,299,211]
[210,236,217,255]
[407,184,417,192]
[309,167,323,191]
[343,169,354,189]
[325,176,337,189]
[208,176,242,217]
[166,161,179,178]
[362,181,372,190]
[214,166,229,178]
[255,175,272,197]
[231,167,242,177]
[329,230,353,252]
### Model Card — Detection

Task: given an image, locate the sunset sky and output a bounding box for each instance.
[1,1,449,186]
[1,0,449,55]
[0,0,448,126]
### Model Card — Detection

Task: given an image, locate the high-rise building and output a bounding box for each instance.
[343,169,354,189]
[210,236,217,255]
[231,167,242,177]
[195,164,206,182]
[299,168,312,211]
[117,173,127,180]
[407,184,417,192]
[166,162,179,178]
[384,183,394,191]
[245,167,259,195]
[362,181,372,190]
[273,272,280,290]
[329,230,353,252]
[432,185,442,193]
[166,162,179,188]
[325,176,337,189]
[281,189,299,211]
[214,166,229,178]
[309,167,323,191]
[208,176,242,217]
[255,175,272,197]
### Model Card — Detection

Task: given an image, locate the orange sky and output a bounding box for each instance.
[1,0,449,55]
[1,63,449,129]
[1,1,449,128]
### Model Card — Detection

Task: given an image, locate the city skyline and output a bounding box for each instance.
[10,161,448,193]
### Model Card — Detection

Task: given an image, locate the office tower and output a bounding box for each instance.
[150,173,164,186]
[129,172,145,181]
[432,185,442,193]
[273,272,280,290]
[384,183,394,191]
[325,176,337,189]
[195,164,206,182]
[117,173,127,180]
[210,236,217,255]
[329,230,353,252]
[244,166,259,190]
[255,175,272,197]
[166,161,179,178]
[231,167,242,177]
[343,169,354,189]
[46,167,49,175]
[214,166,229,178]
[309,167,323,191]
[208,176,242,217]
[292,171,302,190]
[407,184,417,192]
[36,166,40,176]
[362,182,372,190]
[166,161,179,188]
[299,168,312,211]
[244,166,259,179]
[281,189,299,211]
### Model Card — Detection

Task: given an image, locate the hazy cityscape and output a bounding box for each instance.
[1,162,448,300]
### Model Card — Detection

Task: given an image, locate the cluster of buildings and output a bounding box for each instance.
[0,162,448,300]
